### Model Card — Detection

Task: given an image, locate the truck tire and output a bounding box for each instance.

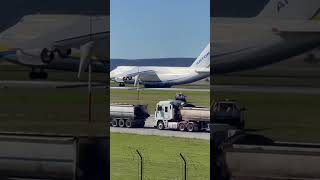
[178,123,186,131]
[157,121,165,130]
[119,119,125,128]
[187,122,198,132]
[111,119,118,127]
[125,120,133,128]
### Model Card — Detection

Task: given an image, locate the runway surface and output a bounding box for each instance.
[1,80,320,95]
[212,85,320,95]
[111,86,210,92]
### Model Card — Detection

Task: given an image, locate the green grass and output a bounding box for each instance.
[110,133,210,180]
[213,92,320,143]
[110,89,210,114]
[0,87,108,136]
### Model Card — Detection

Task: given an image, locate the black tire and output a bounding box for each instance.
[157,121,165,130]
[125,120,133,128]
[187,122,195,132]
[178,123,186,131]
[111,119,118,127]
[119,119,125,128]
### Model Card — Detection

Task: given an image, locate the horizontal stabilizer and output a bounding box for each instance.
[195,68,210,73]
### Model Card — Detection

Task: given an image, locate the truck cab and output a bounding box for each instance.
[212,100,245,129]
[155,101,177,129]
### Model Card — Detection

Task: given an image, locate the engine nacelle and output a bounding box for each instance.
[16,48,53,65]
[55,48,72,59]
[16,48,69,65]
[40,48,55,63]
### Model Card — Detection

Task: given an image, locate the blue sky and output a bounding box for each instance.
[111,0,209,59]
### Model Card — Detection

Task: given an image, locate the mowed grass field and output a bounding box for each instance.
[110,133,210,180]
[213,91,320,143]
[0,87,108,135]
[110,89,210,114]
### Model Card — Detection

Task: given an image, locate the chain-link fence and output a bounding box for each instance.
[111,146,210,180]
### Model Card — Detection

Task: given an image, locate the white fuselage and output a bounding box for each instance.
[211,17,320,74]
[111,66,209,88]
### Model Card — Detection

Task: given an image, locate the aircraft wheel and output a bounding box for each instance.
[29,72,38,79]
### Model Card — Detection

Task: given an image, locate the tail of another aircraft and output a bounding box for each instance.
[257,0,320,20]
[190,43,210,68]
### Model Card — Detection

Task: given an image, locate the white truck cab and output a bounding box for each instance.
[154,100,179,130]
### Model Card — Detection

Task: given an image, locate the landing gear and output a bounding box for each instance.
[119,83,125,87]
[29,69,48,80]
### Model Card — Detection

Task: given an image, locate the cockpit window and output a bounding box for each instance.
[211,0,269,18]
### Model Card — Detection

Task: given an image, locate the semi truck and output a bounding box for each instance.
[110,104,149,128]
[153,100,210,132]
[212,100,245,129]
[153,100,245,132]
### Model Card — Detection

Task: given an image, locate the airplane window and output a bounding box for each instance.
[211,0,269,18]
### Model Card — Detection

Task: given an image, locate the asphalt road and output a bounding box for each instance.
[212,85,320,95]
[111,86,210,92]
[110,115,210,140]
[2,80,320,95]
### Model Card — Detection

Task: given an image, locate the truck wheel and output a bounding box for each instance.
[119,119,125,128]
[178,123,186,131]
[157,121,165,130]
[125,120,133,128]
[187,122,197,132]
[111,119,118,127]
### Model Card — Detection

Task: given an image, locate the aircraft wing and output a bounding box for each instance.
[137,70,161,82]
[273,21,320,38]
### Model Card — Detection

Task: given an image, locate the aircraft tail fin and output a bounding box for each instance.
[190,43,210,68]
[257,0,320,20]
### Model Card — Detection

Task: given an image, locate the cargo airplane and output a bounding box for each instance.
[211,0,320,74]
[0,14,109,79]
[110,43,210,88]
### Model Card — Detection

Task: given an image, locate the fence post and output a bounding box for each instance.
[180,153,187,180]
[136,150,143,180]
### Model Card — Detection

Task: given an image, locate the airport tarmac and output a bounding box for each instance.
[212,85,320,95]
[111,86,210,92]
[2,80,320,95]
